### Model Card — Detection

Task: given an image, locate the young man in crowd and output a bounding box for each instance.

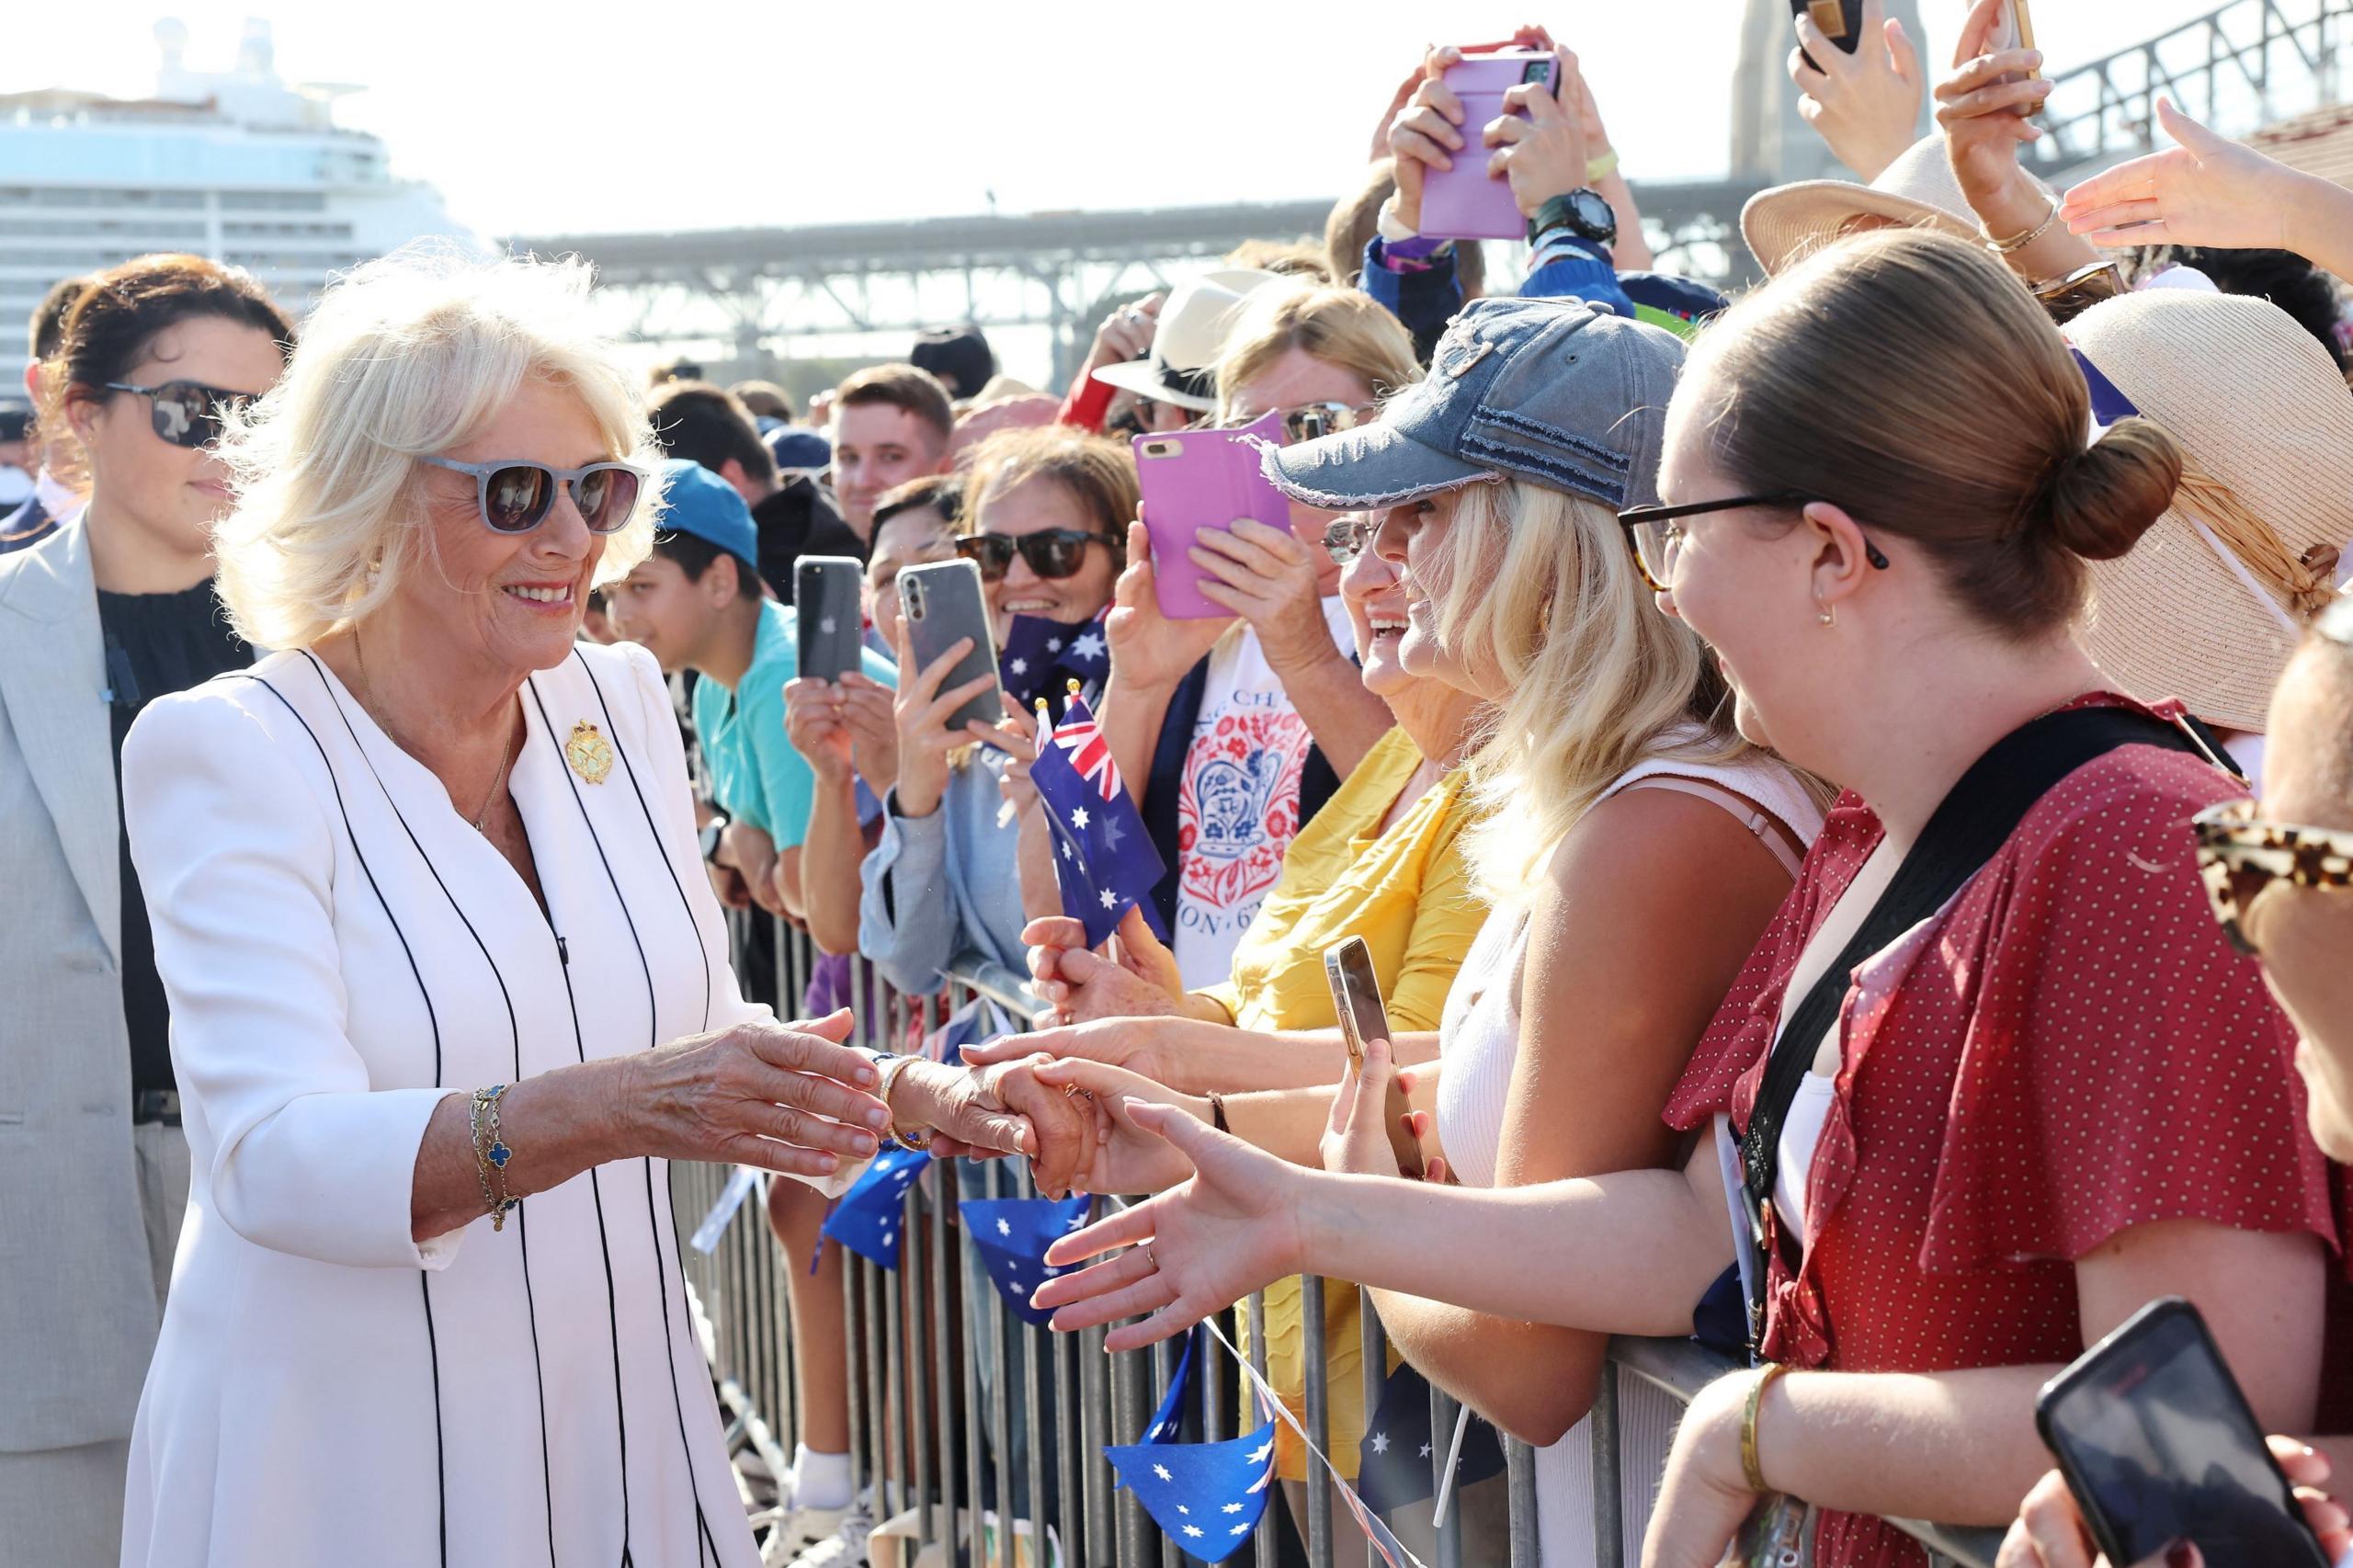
[2,274,93,552]
[645,378,865,595]
[826,362,954,543]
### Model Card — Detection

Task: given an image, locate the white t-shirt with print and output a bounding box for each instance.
[1169,597,1357,991]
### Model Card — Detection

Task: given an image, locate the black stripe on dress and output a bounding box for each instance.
[243,672,450,1568]
[301,651,563,1568]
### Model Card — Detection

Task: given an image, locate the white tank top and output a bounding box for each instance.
[1435,749,1825,1568]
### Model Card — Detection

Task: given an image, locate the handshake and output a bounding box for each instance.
[886,1051,1106,1199]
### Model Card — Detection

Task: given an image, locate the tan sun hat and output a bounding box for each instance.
[1092,268,1288,412]
[2068,287,2353,733]
[1741,136,1987,276]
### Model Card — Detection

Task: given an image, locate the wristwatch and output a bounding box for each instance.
[699,813,729,863]
[1528,188,1618,249]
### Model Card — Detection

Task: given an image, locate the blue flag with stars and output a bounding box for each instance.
[959,1192,1093,1327]
[1029,689,1166,949]
[998,610,1109,720]
[1355,1362,1505,1513]
[1105,1334,1276,1563]
[818,1143,930,1269]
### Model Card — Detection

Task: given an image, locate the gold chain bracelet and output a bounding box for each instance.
[469,1084,517,1231]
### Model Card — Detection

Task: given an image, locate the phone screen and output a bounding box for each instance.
[1324,938,1389,1068]
[2043,1302,2327,1566]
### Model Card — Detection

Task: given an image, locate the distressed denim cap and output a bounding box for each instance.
[1260,295,1685,513]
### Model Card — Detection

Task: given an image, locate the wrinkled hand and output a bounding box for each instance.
[962,1012,1176,1091]
[1030,1101,1307,1349]
[1106,517,1233,691]
[1189,517,1339,676]
[2061,97,2300,252]
[620,1008,887,1182]
[1639,1369,1770,1568]
[1489,51,1592,222]
[904,1056,1100,1199]
[1996,1441,2351,1567]
[836,671,900,795]
[1936,0,2051,228]
[1032,1057,1208,1194]
[1790,0,1923,182]
[784,676,857,784]
[1024,908,1187,1026]
[891,620,1002,820]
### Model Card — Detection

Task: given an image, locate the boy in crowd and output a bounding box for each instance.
[827,363,954,543]
[646,378,865,596]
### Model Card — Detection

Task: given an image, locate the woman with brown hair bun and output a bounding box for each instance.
[1031,228,2334,1568]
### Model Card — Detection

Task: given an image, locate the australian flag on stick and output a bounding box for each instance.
[1029,687,1166,948]
[1105,1328,1278,1563]
[1356,1362,1506,1513]
[999,610,1109,720]
[818,1142,931,1269]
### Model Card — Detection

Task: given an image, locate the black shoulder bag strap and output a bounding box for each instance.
[1734,705,2235,1348]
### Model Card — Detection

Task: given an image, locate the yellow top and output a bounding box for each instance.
[1205,726,1490,1478]
[1199,725,1485,1038]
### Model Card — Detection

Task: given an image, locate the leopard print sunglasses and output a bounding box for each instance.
[2191,798,2353,956]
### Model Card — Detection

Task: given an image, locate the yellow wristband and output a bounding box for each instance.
[1586,148,1620,182]
[1741,1362,1792,1494]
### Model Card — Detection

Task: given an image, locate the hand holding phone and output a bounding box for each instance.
[795,556,866,684]
[1323,937,1425,1178]
[1419,47,1560,240]
[1131,420,1290,620]
[2036,1297,2331,1567]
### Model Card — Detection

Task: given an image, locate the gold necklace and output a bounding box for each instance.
[351,628,518,835]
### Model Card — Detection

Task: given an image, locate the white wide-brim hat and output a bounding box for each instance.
[1091,267,1288,412]
[1741,136,1989,276]
[2068,288,2353,733]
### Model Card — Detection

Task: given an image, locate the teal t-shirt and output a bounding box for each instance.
[692,598,897,849]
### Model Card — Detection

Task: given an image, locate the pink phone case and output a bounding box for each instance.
[1132,414,1291,621]
[1419,50,1556,242]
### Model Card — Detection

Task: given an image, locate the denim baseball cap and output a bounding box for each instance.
[1262,295,1685,512]
[654,457,759,567]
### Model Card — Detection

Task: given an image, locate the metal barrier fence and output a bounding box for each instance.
[673,917,2002,1568]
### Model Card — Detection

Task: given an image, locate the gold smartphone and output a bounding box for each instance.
[1324,936,1387,1070]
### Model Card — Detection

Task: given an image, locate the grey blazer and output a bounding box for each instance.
[0,517,160,1450]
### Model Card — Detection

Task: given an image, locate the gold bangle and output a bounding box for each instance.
[1985,195,2060,255]
[873,1054,932,1153]
[469,1085,517,1232]
[1741,1362,1792,1494]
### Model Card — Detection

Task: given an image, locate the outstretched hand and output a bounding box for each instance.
[1030,1101,1307,1351]
[1025,907,1186,1025]
[2061,97,2301,253]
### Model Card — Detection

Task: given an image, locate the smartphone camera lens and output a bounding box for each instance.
[1521,59,1552,84]
[903,576,926,620]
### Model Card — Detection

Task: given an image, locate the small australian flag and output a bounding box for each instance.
[999,610,1109,721]
[1355,1362,1505,1513]
[818,1142,930,1269]
[1029,688,1166,949]
[1105,1328,1277,1563]
[959,1192,1093,1327]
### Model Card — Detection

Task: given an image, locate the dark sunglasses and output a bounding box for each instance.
[954,528,1117,582]
[1615,492,1891,595]
[105,380,257,449]
[1221,401,1381,445]
[2191,799,2353,957]
[418,455,647,535]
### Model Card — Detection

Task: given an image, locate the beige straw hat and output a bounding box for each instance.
[2068,288,2353,733]
[1741,137,1986,276]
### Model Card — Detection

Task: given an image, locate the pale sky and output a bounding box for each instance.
[7,0,2231,241]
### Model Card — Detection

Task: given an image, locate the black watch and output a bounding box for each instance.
[1528,188,1617,249]
[699,813,729,863]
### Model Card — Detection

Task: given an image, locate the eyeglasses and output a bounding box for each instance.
[1615,492,1891,595]
[1222,402,1382,444]
[105,380,258,449]
[954,528,1118,583]
[417,455,648,535]
[2191,798,2353,957]
[1323,516,1374,565]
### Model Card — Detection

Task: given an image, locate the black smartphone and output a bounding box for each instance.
[2036,1297,2329,1568]
[896,558,1004,732]
[1322,937,1424,1177]
[1790,0,1866,70]
[795,555,866,685]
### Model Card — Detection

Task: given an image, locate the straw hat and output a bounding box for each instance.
[2068,288,2353,732]
[1741,137,1985,276]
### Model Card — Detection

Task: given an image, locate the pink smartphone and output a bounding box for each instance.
[1419,49,1558,242]
[1131,414,1290,620]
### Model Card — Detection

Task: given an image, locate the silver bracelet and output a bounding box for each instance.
[1985,196,2060,255]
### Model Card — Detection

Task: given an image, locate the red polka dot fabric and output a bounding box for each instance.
[1663,694,2338,1568]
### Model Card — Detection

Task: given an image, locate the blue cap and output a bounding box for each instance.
[1262,296,1685,513]
[654,457,758,567]
[764,425,833,473]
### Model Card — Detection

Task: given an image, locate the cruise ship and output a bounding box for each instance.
[0,18,473,390]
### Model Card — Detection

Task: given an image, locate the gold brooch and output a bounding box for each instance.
[564,721,614,785]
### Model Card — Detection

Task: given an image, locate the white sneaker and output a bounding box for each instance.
[781,1494,875,1568]
[756,1498,848,1567]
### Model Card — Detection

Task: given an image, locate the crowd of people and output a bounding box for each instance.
[6,4,2353,1566]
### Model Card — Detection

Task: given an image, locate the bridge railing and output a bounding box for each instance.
[675,915,2005,1566]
